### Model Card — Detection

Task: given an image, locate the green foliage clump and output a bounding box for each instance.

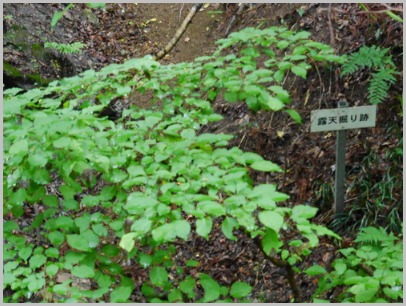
[44,41,87,54]
[341,45,398,104]
[3,26,343,302]
[307,226,403,303]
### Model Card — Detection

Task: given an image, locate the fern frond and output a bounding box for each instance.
[341,45,392,75]
[341,45,397,104]
[368,68,397,104]
[354,226,395,244]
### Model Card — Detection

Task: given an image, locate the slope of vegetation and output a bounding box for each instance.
[3,23,403,303]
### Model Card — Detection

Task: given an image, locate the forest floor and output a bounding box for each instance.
[3,3,403,302]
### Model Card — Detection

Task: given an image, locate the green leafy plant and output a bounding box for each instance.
[307,226,403,303]
[341,45,398,104]
[51,3,106,30]
[4,26,344,302]
[44,41,87,54]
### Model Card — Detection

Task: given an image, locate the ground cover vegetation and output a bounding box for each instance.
[3,24,403,303]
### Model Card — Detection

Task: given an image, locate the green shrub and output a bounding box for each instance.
[4,26,344,302]
[307,226,403,303]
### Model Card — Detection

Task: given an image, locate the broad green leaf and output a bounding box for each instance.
[29,254,47,269]
[152,220,190,242]
[93,155,110,173]
[127,165,146,177]
[81,229,100,249]
[230,281,252,298]
[53,137,72,149]
[119,233,137,253]
[45,247,59,258]
[46,264,59,277]
[150,266,168,287]
[86,3,106,9]
[67,234,91,252]
[75,214,91,232]
[333,261,347,275]
[343,276,366,285]
[48,231,65,246]
[27,274,46,293]
[179,276,196,298]
[33,169,51,184]
[97,274,113,289]
[291,205,318,222]
[8,139,28,156]
[19,247,33,261]
[221,217,238,241]
[186,260,199,267]
[168,288,183,302]
[92,223,108,237]
[304,265,327,276]
[383,287,402,300]
[262,228,282,254]
[291,65,307,78]
[10,189,27,205]
[4,221,19,233]
[259,91,285,111]
[224,91,239,103]
[277,40,289,49]
[312,224,341,240]
[246,95,260,111]
[109,169,128,183]
[269,85,290,102]
[277,61,292,70]
[244,84,263,95]
[72,264,95,278]
[197,201,226,217]
[196,218,213,239]
[59,185,76,200]
[130,218,152,234]
[250,160,282,172]
[101,244,121,257]
[110,285,132,302]
[284,109,302,123]
[51,9,67,30]
[28,154,48,167]
[259,211,284,232]
[141,283,156,297]
[200,274,220,302]
[125,193,158,214]
[350,282,379,303]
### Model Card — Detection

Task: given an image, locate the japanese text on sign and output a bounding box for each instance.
[310,105,377,132]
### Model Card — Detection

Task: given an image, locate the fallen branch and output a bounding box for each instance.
[327,4,335,47]
[225,4,247,37]
[153,3,202,61]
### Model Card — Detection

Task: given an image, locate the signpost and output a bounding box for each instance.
[310,101,377,216]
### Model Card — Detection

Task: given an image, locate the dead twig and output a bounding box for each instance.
[327,4,336,47]
[225,3,247,36]
[178,4,185,23]
[154,3,202,61]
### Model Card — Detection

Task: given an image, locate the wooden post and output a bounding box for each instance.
[334,100,348,215]
[310,101,377,217]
